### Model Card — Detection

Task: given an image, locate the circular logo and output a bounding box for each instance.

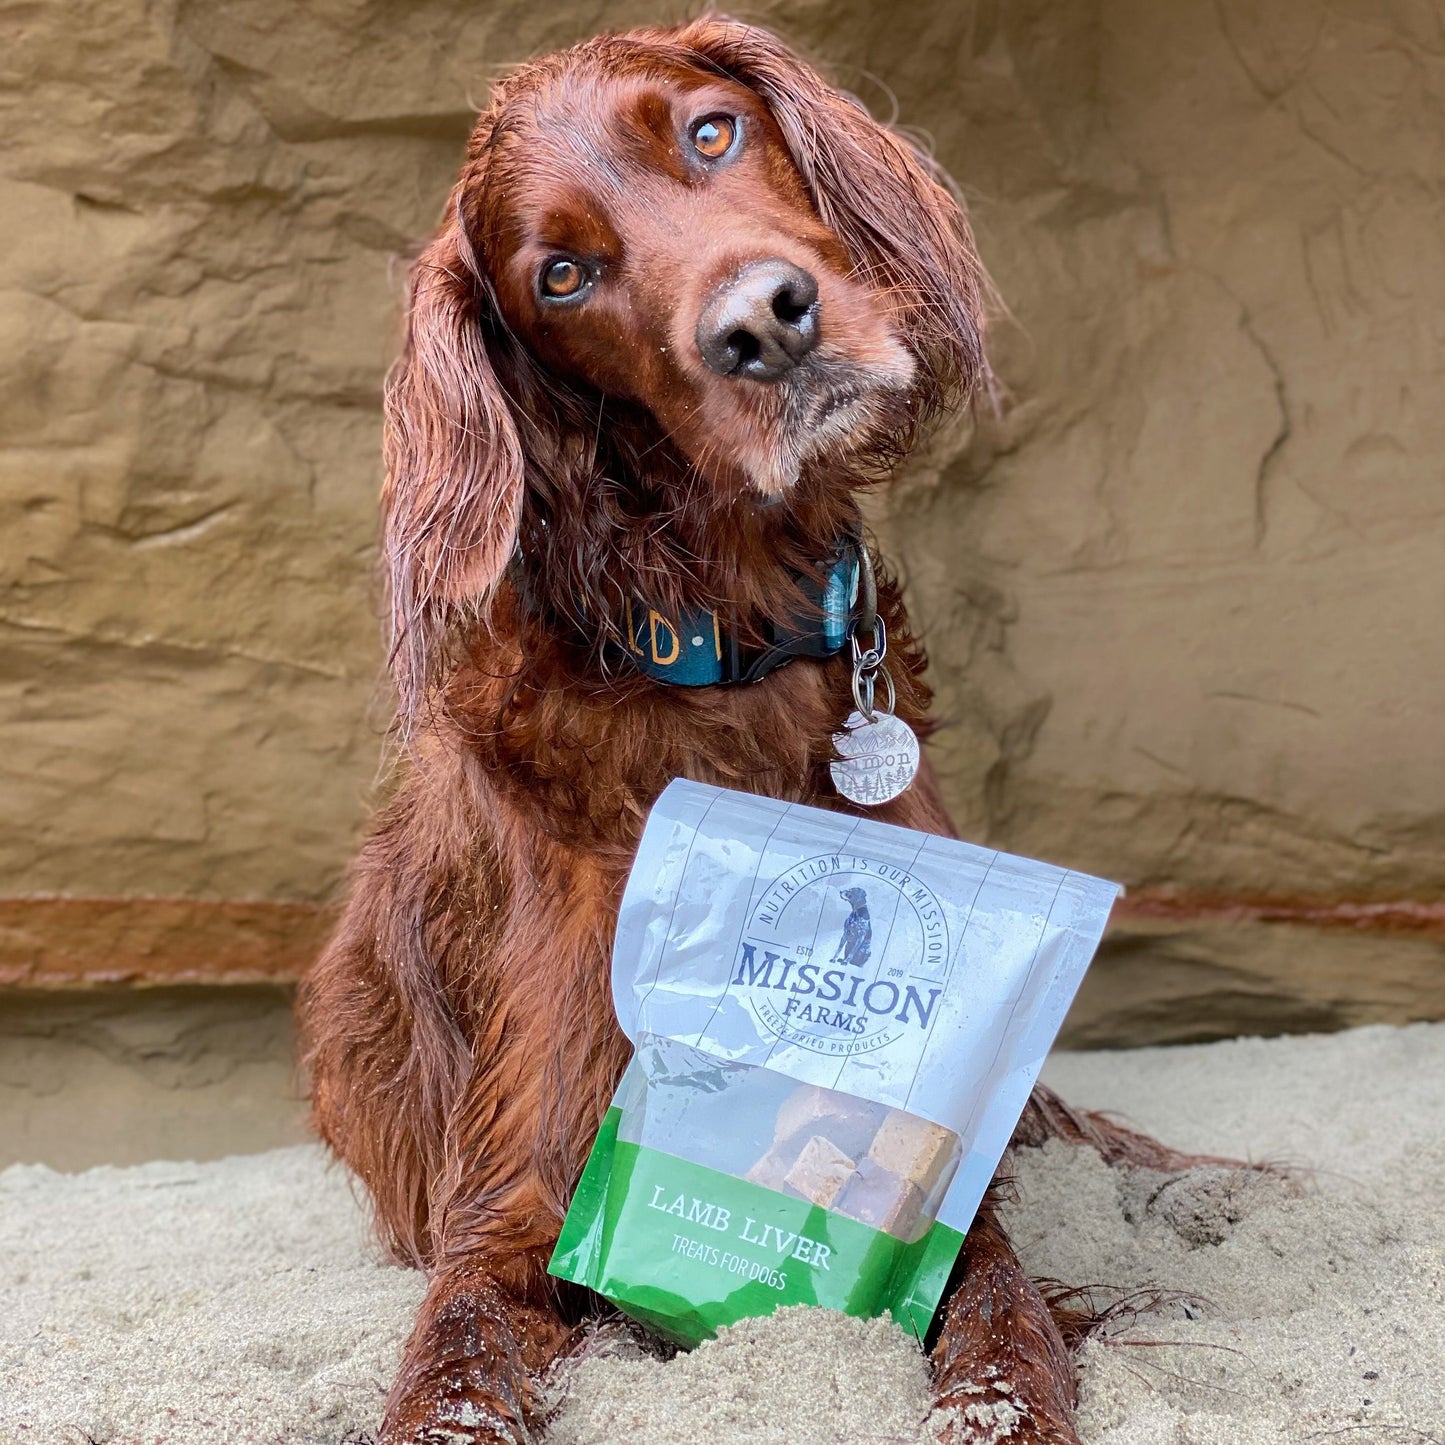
[733,853,950,1057]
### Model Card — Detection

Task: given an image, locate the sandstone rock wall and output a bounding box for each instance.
[875,0,1445,906]
[0,987,302,1169]
[2,0,1441,1039]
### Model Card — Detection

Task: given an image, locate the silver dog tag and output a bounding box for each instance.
[830,709,920,807]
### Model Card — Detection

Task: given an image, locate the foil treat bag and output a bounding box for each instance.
[549,779,1121,1346]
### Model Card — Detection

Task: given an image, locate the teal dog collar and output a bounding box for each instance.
[618,543,861,687]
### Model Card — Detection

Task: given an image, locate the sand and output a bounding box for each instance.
[2,1023,1442,1445]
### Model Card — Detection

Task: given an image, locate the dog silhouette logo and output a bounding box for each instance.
[831,887,872,973]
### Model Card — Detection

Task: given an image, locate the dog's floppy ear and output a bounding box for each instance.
[677,16,989,412]
[381,180,524,725]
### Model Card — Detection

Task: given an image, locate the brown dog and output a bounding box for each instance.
[298,17,1209,1443]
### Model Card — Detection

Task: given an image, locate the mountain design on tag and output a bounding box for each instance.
[830,710,920,806]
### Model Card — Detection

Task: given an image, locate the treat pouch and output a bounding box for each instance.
[549,780,1121,1345]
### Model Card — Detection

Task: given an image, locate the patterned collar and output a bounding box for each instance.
[615,539,862,687]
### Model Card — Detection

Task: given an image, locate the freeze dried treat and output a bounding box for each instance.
[747,1094,954,1234]
[835,1158,926,1240]
[775,1086,885,1156]
[745,1140,799,1192]
[783,1135,857,1208]
[867,1111,957,1201]
[795,1110,881,1163]
[774,1084,836,1143]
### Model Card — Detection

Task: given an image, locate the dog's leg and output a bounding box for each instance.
[1012,1081,1260,1174]
[380,1248,570,1445]
[930,1196,1080,1445]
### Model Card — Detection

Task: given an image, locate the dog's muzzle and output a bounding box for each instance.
[695,259,821,381]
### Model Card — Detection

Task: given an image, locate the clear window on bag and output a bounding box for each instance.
[616,1034,961,1244]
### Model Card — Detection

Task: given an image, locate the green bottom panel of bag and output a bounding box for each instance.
[549,1107,964,1348]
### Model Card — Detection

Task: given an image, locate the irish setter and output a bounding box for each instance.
[298,17,1208,1443]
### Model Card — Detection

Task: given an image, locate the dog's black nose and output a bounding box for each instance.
[695,259,820,380]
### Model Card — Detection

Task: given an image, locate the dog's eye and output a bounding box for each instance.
[690,115,738,161]
[540,258,588,300]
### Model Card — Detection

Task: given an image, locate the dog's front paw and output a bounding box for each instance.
[380,1392,527,1445]
[931,1376,1083,1445]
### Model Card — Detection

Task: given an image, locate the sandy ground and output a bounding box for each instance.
[2,1023,1442,1444]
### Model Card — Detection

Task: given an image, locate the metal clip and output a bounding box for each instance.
[848,546,894,723]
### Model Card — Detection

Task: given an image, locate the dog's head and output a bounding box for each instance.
[384,16,988,716]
